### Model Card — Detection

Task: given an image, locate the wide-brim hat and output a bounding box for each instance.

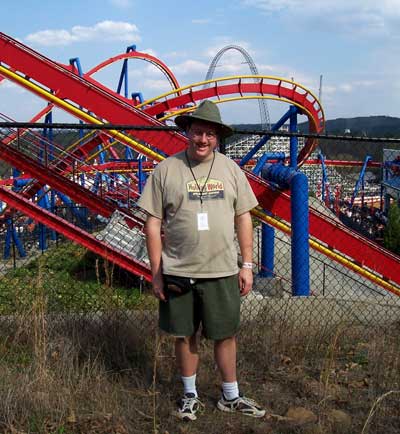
[175,100,234,139]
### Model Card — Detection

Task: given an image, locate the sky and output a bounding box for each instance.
[1,0,400,125]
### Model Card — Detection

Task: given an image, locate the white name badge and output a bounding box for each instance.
[197,212,209,231]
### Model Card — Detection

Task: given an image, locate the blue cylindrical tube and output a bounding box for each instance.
[259,222,274,277]
[290,172,310,296]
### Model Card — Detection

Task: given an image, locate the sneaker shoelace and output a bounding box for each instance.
[181,396,202,412]
[233,396,262,411]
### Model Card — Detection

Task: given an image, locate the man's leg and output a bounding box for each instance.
[214,336,237,382]
[215,335,266,417]
[175,335,199,377]
[173,335,203,421]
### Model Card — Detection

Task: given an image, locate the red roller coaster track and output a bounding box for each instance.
[0,32,399,289]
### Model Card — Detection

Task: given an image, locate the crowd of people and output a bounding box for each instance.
[339,201,388,241]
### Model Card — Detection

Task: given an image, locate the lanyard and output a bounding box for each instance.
[185,150,216,206]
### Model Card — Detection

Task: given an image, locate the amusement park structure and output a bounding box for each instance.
[204,45,271,130]
[0,32,399,298]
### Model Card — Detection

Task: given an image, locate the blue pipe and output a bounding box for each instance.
[289,105,298,169]
[261,163,310,296]
[132,92,144,104]
[56,192,88,224]
[4,217,26,259]
[253,152,285,175]
[290,172,310,296]
[259,223,274,277]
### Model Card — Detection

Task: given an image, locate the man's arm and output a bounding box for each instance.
[235,211,254,296]
[144,214,166,301]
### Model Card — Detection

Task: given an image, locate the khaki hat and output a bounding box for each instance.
[175,100,234,139]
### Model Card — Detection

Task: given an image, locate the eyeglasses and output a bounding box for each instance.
[189,128,218,139]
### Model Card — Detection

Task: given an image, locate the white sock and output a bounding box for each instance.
[222,381,239,400]
[182,374,198,397]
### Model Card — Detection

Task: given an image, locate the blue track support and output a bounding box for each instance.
[117,60,129,97]
[259,223,274,277]
[117,45,136,97]
[261,163,310,296]
[38,191,49,251]
[13,178,31,189]
[240,108,293,166]
[318,152,331,203]
[252,152,285,175]
[132,92,144,104]
[289,105,298,169]
[116,45,142,161]
[55,192,88,225]
[125,146,134,160]
[351,155,372,207]
[290,172,310,296]
[4,217,26,259]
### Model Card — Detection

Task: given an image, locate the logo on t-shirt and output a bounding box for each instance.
[187,177,224,200]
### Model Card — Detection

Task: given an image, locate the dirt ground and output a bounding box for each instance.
[0,311,398,434]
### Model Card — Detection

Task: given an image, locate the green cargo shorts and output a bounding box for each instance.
[159,274,240,340]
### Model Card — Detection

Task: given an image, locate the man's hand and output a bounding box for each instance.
[152,273,166,302]
[238,267,253,296]
[144,215,166,301]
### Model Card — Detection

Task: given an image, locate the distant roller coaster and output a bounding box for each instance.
[204,45,271,129]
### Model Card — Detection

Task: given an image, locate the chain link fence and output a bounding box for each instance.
[0,125,399,339]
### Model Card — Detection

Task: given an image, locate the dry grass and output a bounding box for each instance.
[0,261,398,433]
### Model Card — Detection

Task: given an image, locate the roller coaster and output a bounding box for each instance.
[0,32,399,297]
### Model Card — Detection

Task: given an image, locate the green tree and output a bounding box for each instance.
[384,204,400,255]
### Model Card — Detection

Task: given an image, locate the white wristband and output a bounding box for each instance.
[242,262,253,269]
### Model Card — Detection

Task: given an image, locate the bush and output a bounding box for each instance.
[384,204,400,255]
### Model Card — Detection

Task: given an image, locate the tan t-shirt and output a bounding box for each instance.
[138,151,258,278]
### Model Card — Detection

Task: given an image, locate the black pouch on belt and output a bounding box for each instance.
[163,274,191,294]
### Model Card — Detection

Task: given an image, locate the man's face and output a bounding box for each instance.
[186,120,220,162]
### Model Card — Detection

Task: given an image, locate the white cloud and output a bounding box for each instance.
[109,0,133,8]
[242,0,400,38]
[143,78,172,91]
[128,64,166,79]
[191,18,211,24]
[139,48,158,57]
[339,83,353,93]
[242,0,300,13]
[171,60,208,76]
[353,80,376,87]
[25,21,141,46]
[165,50,187,58]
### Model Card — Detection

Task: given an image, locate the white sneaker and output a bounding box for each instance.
[172,393,204,421]
[217,393,266,418]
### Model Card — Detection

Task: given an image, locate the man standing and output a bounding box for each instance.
[138,100,265,420]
